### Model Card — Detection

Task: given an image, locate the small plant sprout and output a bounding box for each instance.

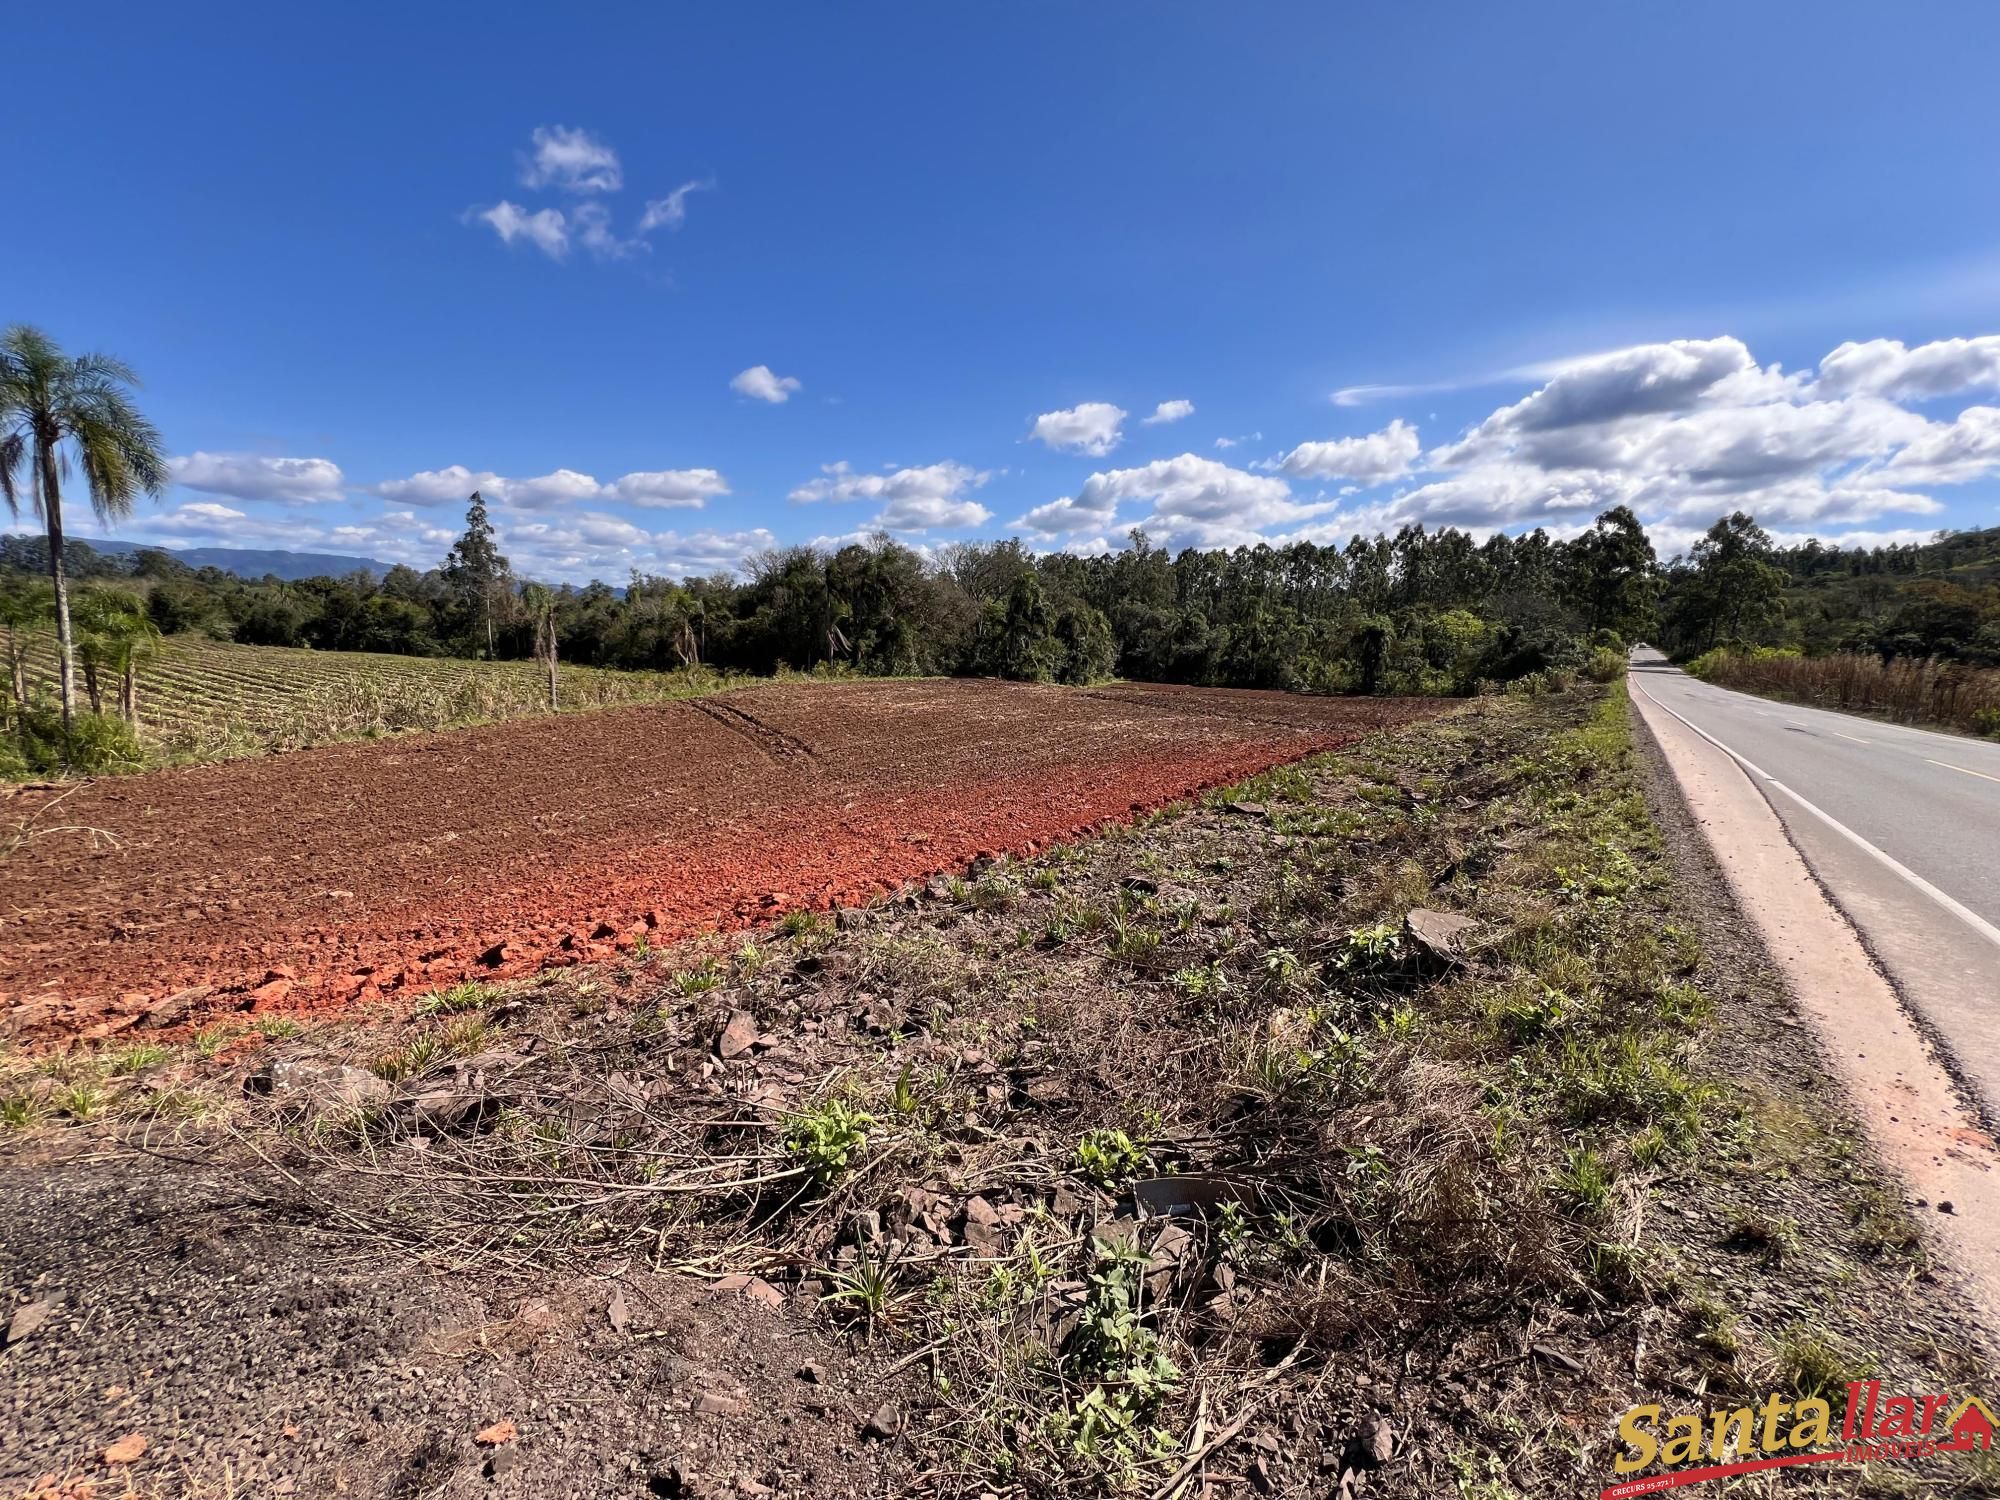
[1075,1127,1146,1187]
[786,1098,876,1185]
[415,980,495,1016]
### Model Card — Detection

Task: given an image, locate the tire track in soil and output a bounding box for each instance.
[0,680,1447,1039]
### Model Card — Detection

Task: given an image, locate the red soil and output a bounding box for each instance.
[2,679,1446,1037]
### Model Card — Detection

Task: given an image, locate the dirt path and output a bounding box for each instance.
[2,679,1442,1038]
[1630,683,2000,1305]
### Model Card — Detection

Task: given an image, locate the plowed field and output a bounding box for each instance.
[3,679,1446,1036]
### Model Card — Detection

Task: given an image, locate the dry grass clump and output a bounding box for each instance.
[1691,647,2000,737]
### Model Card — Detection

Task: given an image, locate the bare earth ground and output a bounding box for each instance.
[1,680,1439,1039]
[2,685,1994,1499]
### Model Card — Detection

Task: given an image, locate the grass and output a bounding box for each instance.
[1688,647,2000,739]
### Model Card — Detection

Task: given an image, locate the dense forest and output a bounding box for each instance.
[5,501,1999,707]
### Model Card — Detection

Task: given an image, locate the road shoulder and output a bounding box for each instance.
[1630,680,2000,1306]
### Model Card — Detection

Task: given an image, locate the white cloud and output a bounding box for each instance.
[1276,419,1421,484]
[1869,405,2000,487]
[603,468,731,508]
[789,460,992,533]
[476,201,569,259]
[1029,402,1126,456]
[1815,336,2000,401]
[519,125,622,193]
[731,365,803,404]
[375,465,503,507]
[570,201,641,260]
[376,464,728,512]
[639,178,714,233]
[1212,430,1261,451]
[1022,454,1330,548]
[171,452,346,503]
[1142,399,1195,426]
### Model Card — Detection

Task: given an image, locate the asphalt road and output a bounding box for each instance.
[1628,648,2000,1118]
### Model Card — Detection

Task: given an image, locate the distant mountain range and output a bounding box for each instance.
[60,536,400,582]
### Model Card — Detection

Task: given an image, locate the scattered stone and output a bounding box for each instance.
[835,907,873,931]
[713,1274,785,1310]
[1530,1343,1585,1375]
[138,986,212,1030]
[478,940,510,967]
[796,1362,826,1384]
[101,1433,148,1465]
[1938,1200,1957,1215]
[717,1010,759,1060]
[1357,1415,1395,1466]
[6,1297,58,1347]
[474,1418,518,1446]
[607,1286,631,1333]
[252,1059,392,1114]
[694,1392,741,1417]
[962,1195,1001,1228]
[863,1401,902,1440]
[1223,800,1268,818]
[1405,908,1480,966]
[1120,875,1160,895]
[1131,1175,1261,1218]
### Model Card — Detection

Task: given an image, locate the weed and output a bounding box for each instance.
[368,1034,441,1083]
[823,1244,903,1332]
[778,909,829,940]
[1774,1325,1873,1400]
[415,980,495,1016]
[786,1098,876,1186]
[193,1026,234,1059]
[101,1042,169,1076]
[674,958,724,996]
[1,1091,45,1128]
[439,1015,489,1054]
[1074,1127,1146,1186]
[254,1015,304,1040]
[54,1082,110,1121]
[1553,1145,1612,1216]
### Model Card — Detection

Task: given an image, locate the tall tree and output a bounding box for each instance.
[0,326,168,728]
[441,492,510,657]
[1570,505,1659,639]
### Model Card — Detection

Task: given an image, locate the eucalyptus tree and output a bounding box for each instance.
[0,326,168,729]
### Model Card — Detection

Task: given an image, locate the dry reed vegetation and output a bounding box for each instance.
[1688,647,2000,738]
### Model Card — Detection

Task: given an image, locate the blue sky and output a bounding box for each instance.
[9,3,2000,582]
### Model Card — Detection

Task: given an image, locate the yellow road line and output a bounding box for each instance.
[1927,758,2000,785]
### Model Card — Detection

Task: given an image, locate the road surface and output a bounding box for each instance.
[1628,648,2000,1119]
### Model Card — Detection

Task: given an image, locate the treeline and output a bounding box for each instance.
[5,499,1666,696]
[1653,514,2000,665]
[9,503,1996,702]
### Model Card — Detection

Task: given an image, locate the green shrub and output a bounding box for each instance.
[12,705,144,775]
[1585,646,1627,683]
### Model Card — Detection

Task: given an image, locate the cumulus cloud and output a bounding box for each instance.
[519,125,622,193]
[476,201,569,259]
[1029,402,1126,456]
[789,460,992,532]
[1142,399,1194,426]
[376,464,728,511]
[1369,335,1991,538]
[1021,454,1332,549]
[569,201,642,259]
[171,452,346,503]
[731,365,802,404]
[1275,419,1421,484]
[1815,336,2000,401]
[639,178,714,233]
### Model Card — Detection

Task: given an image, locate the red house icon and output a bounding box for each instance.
[1940,1397,1996,1453]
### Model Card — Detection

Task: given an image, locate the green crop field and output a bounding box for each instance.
[12,635,732,763]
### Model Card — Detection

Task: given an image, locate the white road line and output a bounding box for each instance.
[1831,731,1871,744]
[1929,758,2000,786]
[1632,678,2000,954]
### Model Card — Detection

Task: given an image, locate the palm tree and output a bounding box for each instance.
[520,582,560,710]
[72,587,160,724]
[0,326,169,731]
